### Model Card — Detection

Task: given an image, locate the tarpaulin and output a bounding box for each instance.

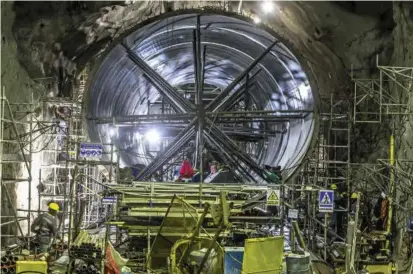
[105,242,128,274]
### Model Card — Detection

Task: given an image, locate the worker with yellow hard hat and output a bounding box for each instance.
[31,201,60,253]
[329,183,346,235]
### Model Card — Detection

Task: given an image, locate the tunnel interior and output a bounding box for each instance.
[87,11,316,182]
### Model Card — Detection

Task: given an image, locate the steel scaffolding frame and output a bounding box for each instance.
[36,66,118,245]
[298,92,352,260]
[0,86,35,247]
[347,159,413,269]
[353,56,413,123]
[38,96,83,240]
[349,60,412,270]
[0,66,116,250]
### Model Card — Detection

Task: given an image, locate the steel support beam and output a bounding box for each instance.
[121,42,195,113]
[136,118,198,180]
[215,69,261,112]
[90,109,311,125]
[206,40,279,111]
[193,15,204,175]
[194,15,203,106]
[204,120,267,182]
[203,132,257,183]
[90,113,194,124]
[138,128,196,180]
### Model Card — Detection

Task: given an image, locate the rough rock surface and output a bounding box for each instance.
[1,2,44,241]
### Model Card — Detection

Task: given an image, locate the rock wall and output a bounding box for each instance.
[1,1,43,243]
[392,2,413,158]
[390,2,413,261]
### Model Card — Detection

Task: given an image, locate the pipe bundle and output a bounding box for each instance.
[0,251,18,274]
[74,263,100,274]
[70,230,105,259]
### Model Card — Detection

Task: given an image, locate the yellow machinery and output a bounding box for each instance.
[144,190,286,274]
[16,261,48,274]
[365,263,396,274]
[153,191,230,274]
[103,181,288,273]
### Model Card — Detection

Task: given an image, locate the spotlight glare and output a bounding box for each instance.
[145,129,160,143]
[262,1,275,14]
[253,16,261,24]
[109,127,117,137]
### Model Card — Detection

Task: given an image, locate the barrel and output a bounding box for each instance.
[285,252,311,274]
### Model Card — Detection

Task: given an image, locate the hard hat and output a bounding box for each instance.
[48,202,60,212]
[351,193,358,199]
[330,184,338,190]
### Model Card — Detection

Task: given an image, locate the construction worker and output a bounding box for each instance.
[179,158,194,182]
[373,192,389,230]
[329,184,345,234]
[350,192,359,214]
[263,165,281,184]
[31,202,59,253]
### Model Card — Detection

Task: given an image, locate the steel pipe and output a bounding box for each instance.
[1,257,9,264]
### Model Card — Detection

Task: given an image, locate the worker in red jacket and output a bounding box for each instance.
[179,159,194,182]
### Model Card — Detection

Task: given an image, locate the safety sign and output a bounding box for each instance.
[319,190,334,213]
[288,209,298,219]
[102,197,117,205]
[267,190,280,206]
[79,143,103,159]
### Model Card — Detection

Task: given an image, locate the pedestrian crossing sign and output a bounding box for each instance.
[319,190,334,213]
[267,190,280,206]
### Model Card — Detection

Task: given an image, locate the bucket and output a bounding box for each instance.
[285,252,310,274]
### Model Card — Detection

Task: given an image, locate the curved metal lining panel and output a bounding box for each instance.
[87,13,316,180]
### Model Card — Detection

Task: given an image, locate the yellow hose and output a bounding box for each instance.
[386,134,394,250]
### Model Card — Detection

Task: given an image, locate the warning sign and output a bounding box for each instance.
[288,209,298,219]
[267,190,280,206]
[321,193,332,204]
[319,190,334,213]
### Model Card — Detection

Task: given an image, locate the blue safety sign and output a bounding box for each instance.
[319,190,334,213]
[79,143,103,159]
[102,197,117,205]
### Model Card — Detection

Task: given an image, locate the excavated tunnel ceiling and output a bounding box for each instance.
[87,11,316,182]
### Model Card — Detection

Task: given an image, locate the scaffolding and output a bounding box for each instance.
[296,91,352,259]
[296,59,412,267]
[353,56,413,123]
[36,66,118,244]
[0,86,35,247]
[348,59,412,270]
[0,64,118,254]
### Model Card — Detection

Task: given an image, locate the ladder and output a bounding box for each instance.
[318,94,351,193]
